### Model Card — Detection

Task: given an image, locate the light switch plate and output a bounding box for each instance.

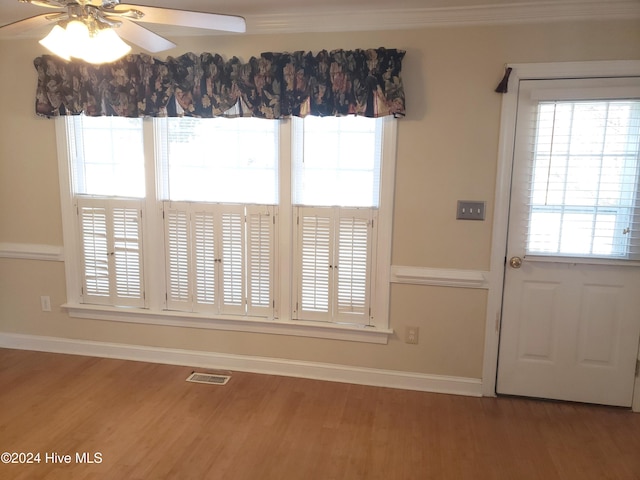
[456,201,486,220]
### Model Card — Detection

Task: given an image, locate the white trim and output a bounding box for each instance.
[0,332,482,397]
[63,303,392,344]
[498,60,640,81]
[483,60,640,399]
[2,1,639,38]
[391,265,489,289]
[56,117,82,303]
[0,243,64,262]
[375,118,397,325]
[245,1,640,34]
[634,354,640,413]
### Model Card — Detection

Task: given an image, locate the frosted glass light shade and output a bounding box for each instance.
[39,21,132,65]
[39,24,71,61]
[88,28,131,64]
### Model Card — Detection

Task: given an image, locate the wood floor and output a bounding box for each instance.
[0,348,638,480]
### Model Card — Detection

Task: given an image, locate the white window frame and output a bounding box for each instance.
[56,116,397,344]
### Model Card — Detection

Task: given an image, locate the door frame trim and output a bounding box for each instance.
[482,60,640,412]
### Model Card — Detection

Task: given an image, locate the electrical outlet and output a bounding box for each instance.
[456,201,486,221]
[405,326,419,344]
[40,296,51,312]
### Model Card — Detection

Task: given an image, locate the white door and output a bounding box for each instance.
[497,76,640,407]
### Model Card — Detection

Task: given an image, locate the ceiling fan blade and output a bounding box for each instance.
[114,20,176,53]
[19,0,66,8]
[0,13,55,38]
[115,5,246,33]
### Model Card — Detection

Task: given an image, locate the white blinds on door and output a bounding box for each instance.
[526,99,640,260]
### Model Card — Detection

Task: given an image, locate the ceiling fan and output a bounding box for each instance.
[0,0,246,63]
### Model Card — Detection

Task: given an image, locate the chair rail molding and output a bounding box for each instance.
[0,243,64,262]
[390,265,489,289]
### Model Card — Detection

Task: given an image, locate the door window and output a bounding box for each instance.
[526,98,640,260]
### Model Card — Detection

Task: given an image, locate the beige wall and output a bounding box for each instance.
[1,20,639,380]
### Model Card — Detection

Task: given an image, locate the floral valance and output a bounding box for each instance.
[33,48,406,119]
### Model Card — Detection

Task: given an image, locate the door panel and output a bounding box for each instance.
[517,280,559,362]
[497,76,640,407]
[578,284,622,366]
[499,261,640,406]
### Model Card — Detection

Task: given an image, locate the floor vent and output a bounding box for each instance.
[186,372,231,385]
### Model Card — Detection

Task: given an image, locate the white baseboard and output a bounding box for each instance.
[0,332,482,397]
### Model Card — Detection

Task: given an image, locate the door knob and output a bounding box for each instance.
[509,256,523,269]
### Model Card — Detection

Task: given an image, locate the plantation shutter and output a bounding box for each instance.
[193,208,217,308]
[296,206,375,324]
[163,202,275,317]
[220,206,245,315]
[246,205,275,316]
[297,207,333,321]
[112,206,144,302]
[335,209,374,324]
[78,197,144,307]
[79,202,109,302]
[164,202,192,310]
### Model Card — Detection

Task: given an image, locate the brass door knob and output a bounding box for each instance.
[509,256,523,269]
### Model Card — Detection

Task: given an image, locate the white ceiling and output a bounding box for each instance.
[0,0,638,37]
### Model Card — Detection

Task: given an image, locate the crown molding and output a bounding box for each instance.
[246,1,640,34]
[1,1,638,40]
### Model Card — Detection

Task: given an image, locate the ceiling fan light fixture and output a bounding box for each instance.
[89,27,131,64]
[39,19,131,65]
[38,24,71,61]
[65,19,90,44]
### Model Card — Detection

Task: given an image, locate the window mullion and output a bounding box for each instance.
[142,118,162,310]
[278,119,293,320]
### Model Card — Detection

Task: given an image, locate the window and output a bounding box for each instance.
[70,115,145,198]
[293,116,381,207]
[292,116,383,325]
[68,115,146,307]
[157,117,278,204]
[58,114,396,342]
[156,117,278,317]
[527,99,640,260]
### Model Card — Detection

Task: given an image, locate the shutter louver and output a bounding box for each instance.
[299,208,332,316]
[336,211,371,323]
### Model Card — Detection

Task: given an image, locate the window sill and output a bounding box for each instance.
[62,303,393,344]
